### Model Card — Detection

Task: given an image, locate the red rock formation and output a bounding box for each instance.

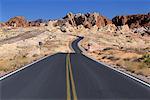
[6,16,28,27]
[112,13,150,28]
[57,12,112,28]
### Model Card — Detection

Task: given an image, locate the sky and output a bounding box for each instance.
[0,0,150,22]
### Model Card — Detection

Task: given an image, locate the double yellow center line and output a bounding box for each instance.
[66,53,77,100]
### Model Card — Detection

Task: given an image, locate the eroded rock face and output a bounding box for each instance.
[55,12,112,28]
[6,16,28,27]
[112,13,150,28]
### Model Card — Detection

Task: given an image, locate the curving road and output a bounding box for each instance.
[0,37,150,100]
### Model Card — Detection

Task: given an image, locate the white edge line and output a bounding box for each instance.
[0,53,57,81]
[77,37,150,88]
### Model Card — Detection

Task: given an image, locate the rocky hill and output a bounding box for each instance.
[112,12,150,28]
[5,16,28,27]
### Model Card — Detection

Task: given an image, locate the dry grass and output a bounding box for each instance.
[0,55,32,72]
[117,60,150,76]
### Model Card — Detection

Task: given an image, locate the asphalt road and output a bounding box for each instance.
[0,37,150,100]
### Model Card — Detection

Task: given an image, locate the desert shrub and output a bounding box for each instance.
[32,54,38,57]
[142,54,150,64]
